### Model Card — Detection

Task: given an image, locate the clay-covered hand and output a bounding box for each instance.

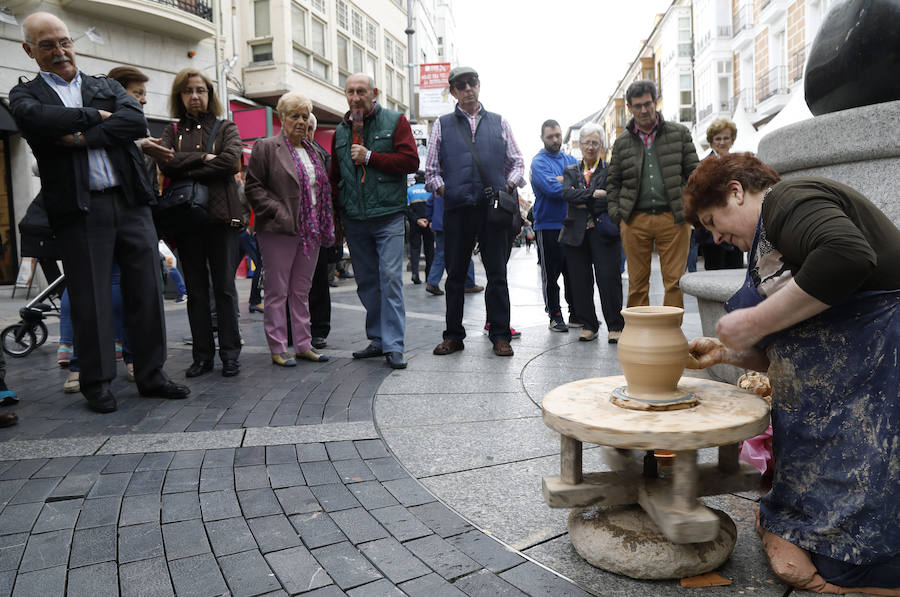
[687,337,728,369]
[715,308,764,350]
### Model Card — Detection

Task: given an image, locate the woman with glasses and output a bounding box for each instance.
[158,68,244,378]
[245,92,334,365]
[692,117,744,270]
[559,123,625,343]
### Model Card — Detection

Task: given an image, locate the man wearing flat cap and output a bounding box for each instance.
[425,66,526,357]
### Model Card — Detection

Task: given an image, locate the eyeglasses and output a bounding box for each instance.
[581,141,602,148]
[29,37,74,51]
[181,87,209,96]
[629,100,655,112]
[451,77,478,91]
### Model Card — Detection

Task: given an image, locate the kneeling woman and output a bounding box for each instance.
[245,92,334,366]
[684,153,900,592]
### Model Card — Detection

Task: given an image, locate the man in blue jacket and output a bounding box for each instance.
[530,120,577,332]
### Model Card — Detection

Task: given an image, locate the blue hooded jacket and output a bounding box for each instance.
[530,149,577,230]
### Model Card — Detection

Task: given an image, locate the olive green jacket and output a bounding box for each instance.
[606,115,699,225]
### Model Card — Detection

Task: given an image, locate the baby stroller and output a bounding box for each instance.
[2,190,64,357]
[2,274,63,357]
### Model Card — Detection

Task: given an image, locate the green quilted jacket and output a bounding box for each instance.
[606,115,699,225]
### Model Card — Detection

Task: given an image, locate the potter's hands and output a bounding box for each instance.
[715,308,765,351]
[686,337,727,369]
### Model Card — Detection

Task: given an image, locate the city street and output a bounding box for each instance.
[0,248,791,596]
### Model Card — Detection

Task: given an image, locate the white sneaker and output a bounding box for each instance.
[578,329,598,342]
[63,371,80,394]
[126,363,135,382]
[608,331,622,344]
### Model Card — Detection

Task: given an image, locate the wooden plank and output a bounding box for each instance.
[639,480,720,544]
[560,435,583,484]
[542,461,762,509]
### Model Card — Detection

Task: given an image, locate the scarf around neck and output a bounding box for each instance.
[284,135,335,257]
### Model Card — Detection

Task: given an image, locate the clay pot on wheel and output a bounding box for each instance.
[615,306,694,409]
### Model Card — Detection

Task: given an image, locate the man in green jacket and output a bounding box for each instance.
[329,73,420,369]
[607,80,699,308]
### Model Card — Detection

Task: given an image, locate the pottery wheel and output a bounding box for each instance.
[542,375,770,451]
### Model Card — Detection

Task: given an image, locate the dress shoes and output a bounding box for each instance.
[433,339,464,355]
[311,337,327,349]
[412,277,422,285]
[140,381,191,400]
[222,359,240,377]
[352,344,384,359]
[186,360,213,378]
[0,412,19,427]
[385,352,407,369]
[492,339,514,357]
[86,390,118,413]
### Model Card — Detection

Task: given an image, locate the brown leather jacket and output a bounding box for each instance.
[159,112,243,226]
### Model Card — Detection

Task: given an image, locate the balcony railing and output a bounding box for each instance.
[788,45,808,83]
[152,0,212,21]
[733,5,754,36]
[698,103,714,121]
[737,87,756,110]
[756,65,789,104]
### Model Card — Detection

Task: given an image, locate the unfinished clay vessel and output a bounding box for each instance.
[613,306,696,410]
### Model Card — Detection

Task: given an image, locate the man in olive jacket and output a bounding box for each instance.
[607,80,699,308]
[329,73,419,369]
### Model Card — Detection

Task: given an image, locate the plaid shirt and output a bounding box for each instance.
[425,104,525,193]
[635,115,660,148]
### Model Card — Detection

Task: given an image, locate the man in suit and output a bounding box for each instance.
[10,12,189,413]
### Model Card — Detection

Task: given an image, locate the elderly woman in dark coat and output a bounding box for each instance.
[559,123,624,343]
[159,67,244,379]
[245,92,334,366]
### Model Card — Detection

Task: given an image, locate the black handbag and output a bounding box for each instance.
[453,118,518,227]
[154,119,222,229]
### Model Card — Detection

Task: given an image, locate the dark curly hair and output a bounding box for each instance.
[683,153,780,225]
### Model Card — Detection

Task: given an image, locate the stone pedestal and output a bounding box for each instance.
[568,505,737,580]
[679,271,745,384]
[757,100,900,225]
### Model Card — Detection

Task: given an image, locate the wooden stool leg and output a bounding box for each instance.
[560,435,582,484]
[672,449,698,512]
[718,443,740,473]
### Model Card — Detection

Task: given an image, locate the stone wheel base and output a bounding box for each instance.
[568,504,737,579]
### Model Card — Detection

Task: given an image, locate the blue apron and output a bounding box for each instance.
[725,216,900,567]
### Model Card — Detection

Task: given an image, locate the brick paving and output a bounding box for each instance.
[0,265,596,596]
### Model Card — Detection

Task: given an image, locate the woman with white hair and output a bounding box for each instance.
[559,123,625,343]
[245,92,335,365]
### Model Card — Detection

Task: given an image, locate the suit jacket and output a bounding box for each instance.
[9,72,154,219]
[245,134,318,235]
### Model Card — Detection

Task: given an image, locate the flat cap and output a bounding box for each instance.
[448,66,478,83]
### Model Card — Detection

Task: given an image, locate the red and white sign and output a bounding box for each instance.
[419,62,454,117]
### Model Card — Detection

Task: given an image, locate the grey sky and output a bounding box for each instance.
[452,0,673,181]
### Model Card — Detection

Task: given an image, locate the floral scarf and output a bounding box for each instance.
[284,135,335,257]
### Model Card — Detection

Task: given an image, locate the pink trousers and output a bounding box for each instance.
[256,232,319,355]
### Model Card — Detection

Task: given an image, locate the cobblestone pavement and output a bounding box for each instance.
[0,249,798,596]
